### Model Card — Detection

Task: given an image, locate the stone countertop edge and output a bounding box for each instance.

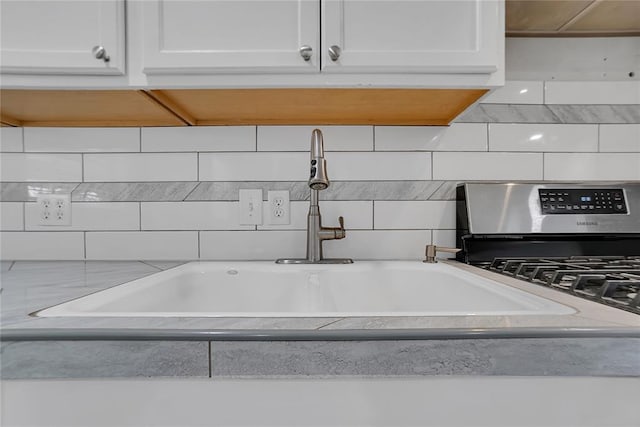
[2,327,640,342]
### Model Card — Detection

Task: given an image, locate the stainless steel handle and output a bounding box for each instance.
[92,45,110,63]
[328,45,341,61]
[423,245,461,263]
[299,45,313,61]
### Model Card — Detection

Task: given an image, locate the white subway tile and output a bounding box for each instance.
[258,126,373,151]
[25,202,139,231]
[200,152,430,181]
[258,201,373,230]
[0,128,23,152]
[86,232,198,260]
[376,124,487,151]
[0,232,84,260]
[199,153,307,181]
[1,203,23,231]
[328,152,431,180]
[324,230,430,260]
[489,124,598,152]
[481,80,544,104]
[200,230,306,260]
[24,128,139,152]
[544,153,640,181]
[432,229,457,259]
[84,153,197,182]
[142,126,255,152]
[141,202,254,230]
[600,125,640,152]
[374,201,455,230]
[0,153,82,182]
[545,81,640,105]
[433,152,543,180]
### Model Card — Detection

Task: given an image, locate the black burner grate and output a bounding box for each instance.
[486,256,640,315]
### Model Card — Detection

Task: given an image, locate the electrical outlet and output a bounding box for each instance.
[37,194,71,226]
[267,190,290,225]
[239,189,263,225]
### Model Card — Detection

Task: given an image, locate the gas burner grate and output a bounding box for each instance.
[486,256,640,315]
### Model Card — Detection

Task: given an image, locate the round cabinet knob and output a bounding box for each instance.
[92,45,110,63]
[299,45,313,61]
[328,45,341,61]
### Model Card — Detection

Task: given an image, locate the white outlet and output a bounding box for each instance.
[37,194,71,226]
[267,190,290,225]
[239,189,263,225]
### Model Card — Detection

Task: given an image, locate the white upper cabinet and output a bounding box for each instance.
[322,0,501,74]
[0,0,125,75]
[141,0,320,74]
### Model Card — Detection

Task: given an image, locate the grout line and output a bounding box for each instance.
[81,153,85,182]
[182,182,200,201]
[486,123,490,151]
[316,318,346,330]
[208,341,212,378]
[139,128,142,152]
[83,231,87,260]
[139,260,163,271]
[542,153,546,180]
[20,127,25,152]
[254,126,258,152]
[197,231,201,259]
[372,200,375,230]
[372,126,376,151]
[597,124,601,152]
[139,202,142,231]
[22,201,26,231]
[430,152,434,180]
[196,152,200,182]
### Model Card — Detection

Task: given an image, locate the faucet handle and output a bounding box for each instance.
[423,244,461,263]
[335,216,346,239]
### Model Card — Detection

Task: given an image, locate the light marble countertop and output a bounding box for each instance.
[1,260,639,340]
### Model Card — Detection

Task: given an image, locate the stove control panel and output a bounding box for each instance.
[539,189,627,215]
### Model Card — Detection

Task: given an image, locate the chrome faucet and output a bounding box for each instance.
[276,129,353,264]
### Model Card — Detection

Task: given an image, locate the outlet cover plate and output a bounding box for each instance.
[267,190,290,225]
[37,194,71,226]
[239,189,263,225]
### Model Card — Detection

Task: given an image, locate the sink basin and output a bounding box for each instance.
[34,261,575,317]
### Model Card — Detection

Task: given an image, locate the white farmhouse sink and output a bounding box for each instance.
[35,261,575,317]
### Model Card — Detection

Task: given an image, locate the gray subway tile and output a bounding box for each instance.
[211,338,640,377]
[321,181,444,201]
[547,105,640,124]
[1,341,209,379]
[72,182,198,202]
[188,181,444,201]
[187,182,309,201]
[1,182,79,202]
[456,104,562,123]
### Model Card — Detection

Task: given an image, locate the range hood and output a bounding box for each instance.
[0,88,488,127]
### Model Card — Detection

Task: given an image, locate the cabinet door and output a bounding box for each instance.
[0,0,125,75]
[142,0,319,74]
[322,0,502,73]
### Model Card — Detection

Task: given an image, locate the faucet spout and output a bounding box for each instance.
[276,129,353,264]
[309,129,329,191]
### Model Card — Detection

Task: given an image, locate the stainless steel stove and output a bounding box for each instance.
[456,183,640,315]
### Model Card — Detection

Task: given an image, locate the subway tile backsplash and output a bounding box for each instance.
[1,80,639,260]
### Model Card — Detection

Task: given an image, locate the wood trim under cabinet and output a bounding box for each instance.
[151,88,488,126]
[0,89,187,127]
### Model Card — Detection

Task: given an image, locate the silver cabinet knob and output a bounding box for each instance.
[299,45,313,61]
[328,45,341,61]
[92,45,110,63]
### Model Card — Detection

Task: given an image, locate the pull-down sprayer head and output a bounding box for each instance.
[309,129,329,190]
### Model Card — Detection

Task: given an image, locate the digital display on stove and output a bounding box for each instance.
[538,188,628,215]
